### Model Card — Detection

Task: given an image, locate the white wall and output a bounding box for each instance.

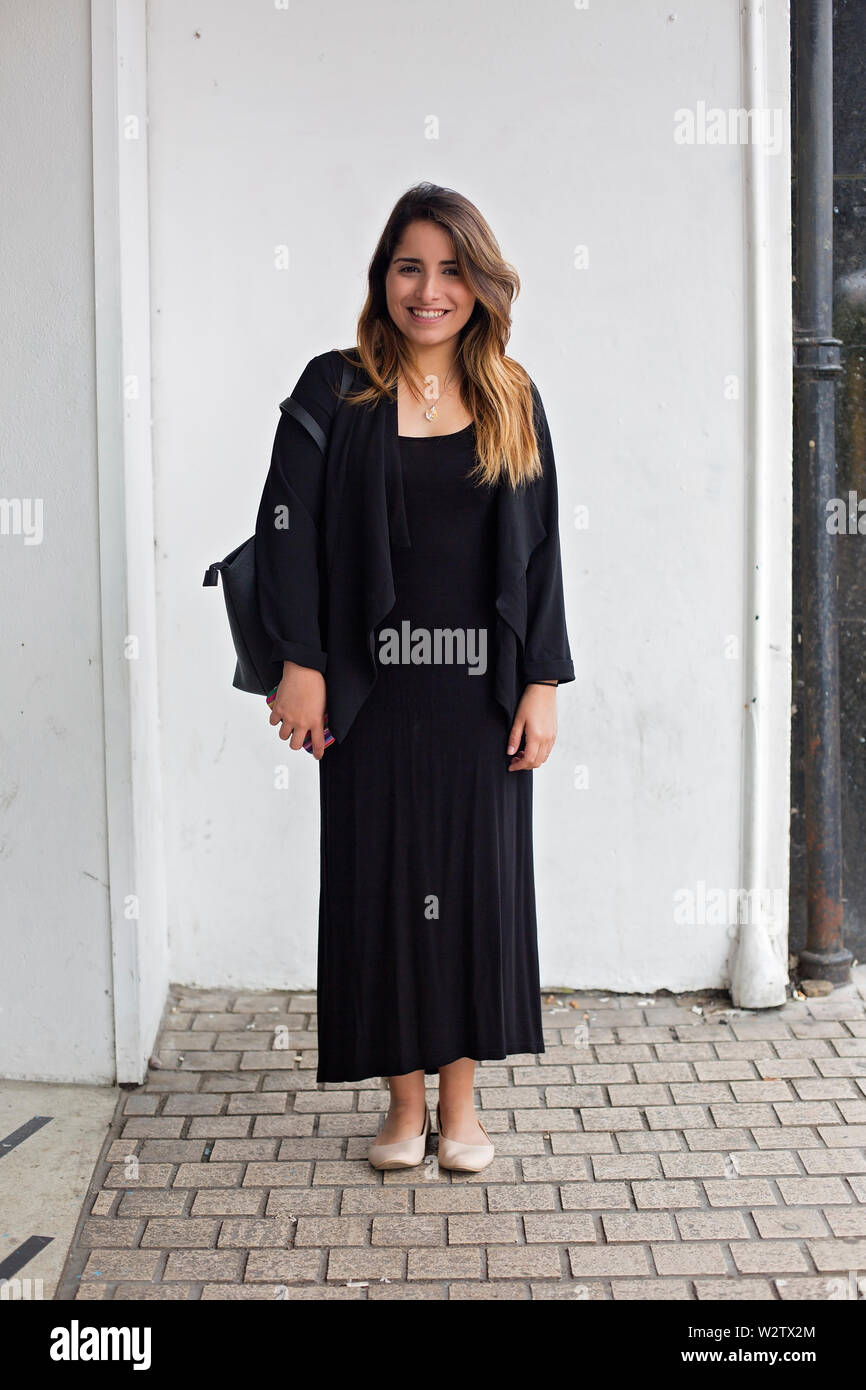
[147,0,791,995]
[0,0,116,1081]
[1,0,793,1087]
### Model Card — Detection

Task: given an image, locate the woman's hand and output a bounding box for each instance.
[269,661,328,759]
[506,684,558,771]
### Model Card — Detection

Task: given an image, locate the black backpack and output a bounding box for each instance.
[202,358,352,696]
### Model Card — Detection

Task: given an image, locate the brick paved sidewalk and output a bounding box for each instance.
[56,974,866,1300]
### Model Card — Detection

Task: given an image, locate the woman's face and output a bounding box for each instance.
[384,219,476,352]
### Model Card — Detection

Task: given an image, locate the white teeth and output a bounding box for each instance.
[410,308,447,318]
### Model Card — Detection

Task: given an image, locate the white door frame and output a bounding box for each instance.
[91,0,168,1082]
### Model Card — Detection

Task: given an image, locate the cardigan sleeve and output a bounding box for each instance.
[253,356,335,674]
[521,384,576,687]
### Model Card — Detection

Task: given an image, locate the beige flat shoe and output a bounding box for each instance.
[436,1101,495,1173]
[368,1105,431,1170]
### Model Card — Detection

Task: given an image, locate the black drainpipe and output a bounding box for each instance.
[792,0,853,983]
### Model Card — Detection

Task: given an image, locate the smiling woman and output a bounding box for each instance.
[254,182,574,1172]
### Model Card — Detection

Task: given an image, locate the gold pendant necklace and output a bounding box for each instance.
[423,362,459,422]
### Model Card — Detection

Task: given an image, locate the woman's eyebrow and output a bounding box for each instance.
[393,256,458,265]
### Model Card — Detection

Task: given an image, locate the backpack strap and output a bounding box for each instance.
[278,355,355,455]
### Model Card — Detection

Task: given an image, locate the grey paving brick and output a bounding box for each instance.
[806,1238,866,1270]
[558,1182,633,1210]
[173,1163,246,1188]
[218,1218,295,1247]
[266,1190,338,1216]
[568,1245,652,1276]
[137,1140,208,1162]
[751,1126,822,1148]
[447,1282,530,1300]
[791,1078,859,1100]
[730,1242,810,1273]
[105,1164,174,1188]
[675,1211,751,1240]
[692,1061,757,1081]
[799,1149,866,1175]
[141,1218,219,1247]
[122,1094,161,1115]
[718,1150,800,1177]
[81,1251,161,1281]
[340,1188,412,1214]
[631,1180,703,1209]
[817,1123,866,1146]
[478,1087,542,1108]
[514,1109,577,1132]
[601,1212,676,1241]
[287,1215,368,1246]
[703,1179,778,1206]
[658,1152,727,1178]
[776,1177,852,1204]
[589,1154,663,1180]
[667,1083,734,1104]
[486,1247,563,1279]
[727,1081,792,1102]
[605,1084,671,1107]
[293,1090,356,1112]
[546,1132,616,1154]
[774,1101,842,1125]
[655,1042,717,1060]
[751,1208,829,1238]
[272,1137,344,1158]
[371,1216,443,1246]
[191,1191,265,1216]
[317,1115,378,1137]
[824,1209,866,1236]
[413,1186,485,1213]
[579,1107,645,1131]
[694,1277,776,1299]
[755,1058,817,1078]
[199,1074,258,1092]
[208,1140,280,1161]
[447,1214,521,1244]
[523,1212,596,1242]
[681,1128,752,1150]
[709,1103,779,1128]
[711,1042,774,1059]
[610,1278,691,1299]
[486,1184,559,1212]
[406,1248,482,1280]
[652,1243,728,1275]
[541,1087,603,1109]
[163,1093,226,1115]
[187,1117,252,1137]
[513,1065,574,1085]
[89,1192,117,1216]
[242,1162,314,1187]
[78,1219,142,1249]
[116,1190,188,1217]
[481,1132,547,1154]
[616,1131,686,1152]
[245,1250,323,1281]
[227,1093,288,1113]
[571,1065,634,1083]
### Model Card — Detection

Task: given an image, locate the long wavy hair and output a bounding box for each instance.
[337,182,542,488]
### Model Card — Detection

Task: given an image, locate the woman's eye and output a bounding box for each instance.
[396,265,460,277]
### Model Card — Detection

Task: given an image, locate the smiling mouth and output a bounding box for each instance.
[408,307,449,320]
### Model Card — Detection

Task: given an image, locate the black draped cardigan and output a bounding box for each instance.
[253,347,574,745]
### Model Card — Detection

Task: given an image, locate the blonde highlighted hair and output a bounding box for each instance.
[338,182,542,489]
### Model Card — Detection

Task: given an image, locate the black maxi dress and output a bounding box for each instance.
[315,422,545,1083]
